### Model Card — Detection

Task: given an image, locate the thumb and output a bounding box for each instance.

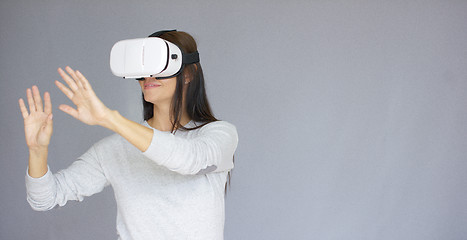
[43,113,53,134]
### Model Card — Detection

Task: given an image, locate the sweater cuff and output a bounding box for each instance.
[25,165,52,182]
[142,129,176,165]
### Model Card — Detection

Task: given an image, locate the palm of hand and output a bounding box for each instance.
[18,86,53,149]
[24,111,51,147]
[56,66,111,126]
[68,88,108,125]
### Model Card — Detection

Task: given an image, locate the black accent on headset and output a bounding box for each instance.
[135,66,186,81]
[183,51,200,64]
[148,29,177,38]
[135,67,184,81]
[161,41,170,73]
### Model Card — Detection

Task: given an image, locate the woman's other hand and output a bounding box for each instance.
[55,66,114,127]
[18,86,53,150]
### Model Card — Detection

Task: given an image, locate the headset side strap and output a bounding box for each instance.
[182,51,200,64]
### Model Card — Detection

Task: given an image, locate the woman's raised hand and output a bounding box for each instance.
[18,86,53,150]
[55,66,113,127]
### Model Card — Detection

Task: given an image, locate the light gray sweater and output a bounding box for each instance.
[25,120,238,240]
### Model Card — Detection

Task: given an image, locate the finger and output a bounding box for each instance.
[76,70,92,90]
[26,88,36,112]
[58,104,79,119]
[58,67,79,91]
[18,98,29,119]
[44,92,52,114]
[55,80,74,100]
[32,85,43,112]
[65,66,84,89]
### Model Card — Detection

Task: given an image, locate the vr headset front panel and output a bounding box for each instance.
[110,38,182,79]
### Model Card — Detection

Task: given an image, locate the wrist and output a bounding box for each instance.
[29,146,48,155]
[102,109,123,133]
[28,147,48,178]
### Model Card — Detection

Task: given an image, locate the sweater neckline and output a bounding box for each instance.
[143,120,194,132]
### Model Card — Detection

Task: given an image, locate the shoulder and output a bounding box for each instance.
[197,120,237,132]
[196,120,238,142]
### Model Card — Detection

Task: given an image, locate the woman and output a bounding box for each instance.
[19,31,238,240]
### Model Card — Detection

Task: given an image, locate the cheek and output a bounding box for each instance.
[161,79,177,95]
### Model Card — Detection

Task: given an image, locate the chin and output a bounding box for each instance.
[144,97,157,104]
[144,95,169,104]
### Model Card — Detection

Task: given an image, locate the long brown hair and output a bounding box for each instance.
[142,31,234,195]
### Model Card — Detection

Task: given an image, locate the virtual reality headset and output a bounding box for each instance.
[109,30,199,80]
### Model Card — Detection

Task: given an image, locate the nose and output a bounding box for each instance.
[141,76,156,81]
[136,76,155,81]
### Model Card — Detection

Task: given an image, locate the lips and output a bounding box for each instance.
[144,83,161,89]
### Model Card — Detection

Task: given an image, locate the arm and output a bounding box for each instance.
[25,145,109,211]
[18,85,108,210]
[142,121,238,175]
[18,86,53,178]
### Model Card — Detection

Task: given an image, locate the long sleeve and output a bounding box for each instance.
[25,145,109,211]
[142,121,238,175]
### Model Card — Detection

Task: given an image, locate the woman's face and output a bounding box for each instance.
[139,76,177,105]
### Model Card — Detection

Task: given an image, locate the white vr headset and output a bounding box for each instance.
[109,30,199,80]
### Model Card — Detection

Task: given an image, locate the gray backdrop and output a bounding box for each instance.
[1,0,467,239]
